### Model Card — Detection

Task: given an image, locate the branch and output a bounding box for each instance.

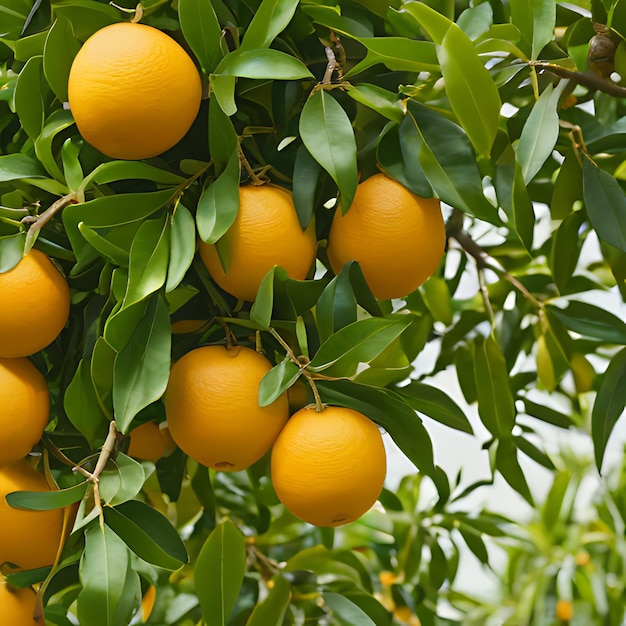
[529,61,626,98]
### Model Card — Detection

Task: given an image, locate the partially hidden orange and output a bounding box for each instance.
[127,421,174,463]
[0,249,70,358]
[0,460,65,571]
[68,21,202,159]
[164,345,289,471]
[327,173,445,300]
[199,185,317,301]
[271,405,387,527]
[0,577,38,625]
[0,358,49,469]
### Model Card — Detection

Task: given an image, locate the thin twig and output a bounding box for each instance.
[23,192,77,252]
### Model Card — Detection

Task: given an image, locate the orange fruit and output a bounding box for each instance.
[0,577,38,625]
[555,599,573,621]
[0,249,70,358]
[127,421,173,462]
[0,460,65,571]
[164,345,289,471]
[271,405,386,527]
[68,22,202,160]
[198,185,317,301]
[0,358,49,469]
[326,173,445,300]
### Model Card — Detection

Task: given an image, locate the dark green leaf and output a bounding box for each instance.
[292,145,322,230]
[495,438,534,505]
[178,0,224,72]
[316,264,358,343]
[583,157,626,252]
[0,234,26,272]
[299,89,358,211]
[546,300,626,344]
[43,16,80,102]
[14,55,47,140]
[549,209,586,293]
[113,294,172,433]
[323,592,376,626]
[80,161,184,191]
[104,500,187,570]
[98,453,146,506]
[592,347,626,470]
[6,480,88,510]
[194,520,247,626]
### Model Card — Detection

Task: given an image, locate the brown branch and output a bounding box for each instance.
[529,61,626,98]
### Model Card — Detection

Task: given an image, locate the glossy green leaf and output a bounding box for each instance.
[292,145,322,230]
[209,74,237,116]
[194,520,247,626]
[582,156,626,252]
[399,381,473,434]
[258,356,300,407]
[178,0,224,72]
[61,136,83,191]
[324,592,376,626]
[495,438,534,505]
[77,523,130,626]
[42,16,80,102]
[546,300,626,344]
[308,316,411,374]
[80,161,184,192]
[215,48,313,79]
[317,380,436,475]
[122,217,170,308]
[473,336,516,438]
[0,0,31,39]
[0,234,26,272]
[112,294,172,433]
[196,151,240,244]
[549,209,586,293]
[551,149,583,219]
[6,480,88,510]
[316,263,358,343]
[517,82,566,183]
[250,267,280,328]
[104,500,187,570]
[346,83,404,123]
[299,89,358,211]
[241,0,299,50]
[52,0,118,40]
[301,4,374,39]
[521,397,575,429]
[209,96,238,173]
[0,153,47,181]
[510,0,556,58]
[592,347,626,469]
[14,55,47,140]
[166,204,196,292]
[99,453,147,506]
[35,110,81,181]
[246,574,291,626]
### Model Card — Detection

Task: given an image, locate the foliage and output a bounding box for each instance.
[0,0,625,623]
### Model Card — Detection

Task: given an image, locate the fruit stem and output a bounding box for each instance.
[238,142,267,186]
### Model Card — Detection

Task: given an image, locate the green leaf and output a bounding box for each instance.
[495,438,534,505]
[308,316,411,375]
[166,204,196,292]
[551,149,583,219]
[104,500,187,570]
[246,575,291,626]
[77,523,130,626]
[99,453,147,506]
[323,592,376,626]
[317,380,435,475]
[510,0,556,58]
[6,480,88,510]
[517,82,566,183]
[64,359,110,446]
[0,0,31,39]
[592,347,626,470]
[292,145,322,230]
[301,4,374,39]
[346,83,404,124]
[62,136,83,191]
[80,161,184,192]
[112,294,172,433]
[258,356,300,407]
[241,0,299,50]
[43,16,80,102]
[122,217,170,309]
[546,300,626,344]
[52,0,118,40]
[78,223,130,267]
[0,234,26,272]
[299,89,358,211]
[250,267,282,328]
[196,151,240,244]
[209,96,238,172]
[209,74,237,116]
[178,0,224,72]
[14,55,47,140]
[399,381,473,434]
[34,108,79,181]
[549,209,586,293]
[194,520,247,626]
[0,153,47,181]
[473,336,516,438]
[582,156,626,252]
[316,264,358,343]
[541,471,574,530]
[438,20,502,158]
[214,48,313,80]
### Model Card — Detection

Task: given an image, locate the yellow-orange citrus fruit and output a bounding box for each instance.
[0,578,38,625]
[0,358,49,469]
[127,421,173,462]
[165,345,289,471]
[0,249,70,358]
[68,22,202,160]
[327,173,445,300]
[199,185,317,301]
[0,460,65,571]
[555,599,573,621]
[271,405,386,527]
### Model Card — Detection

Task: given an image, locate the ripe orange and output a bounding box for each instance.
[0,577,38,625]
[326,173,445,300]
[555,599,573,621]
[164,345,290,471]
[0,460,65,571]
[0,358,49,469]
[68,21,202,160]
[271,405,387,527]
[198,185,317,301]
[127,421,174,462]
[0,249,70,358]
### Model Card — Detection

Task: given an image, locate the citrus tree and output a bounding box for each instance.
[0,0,625,624]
